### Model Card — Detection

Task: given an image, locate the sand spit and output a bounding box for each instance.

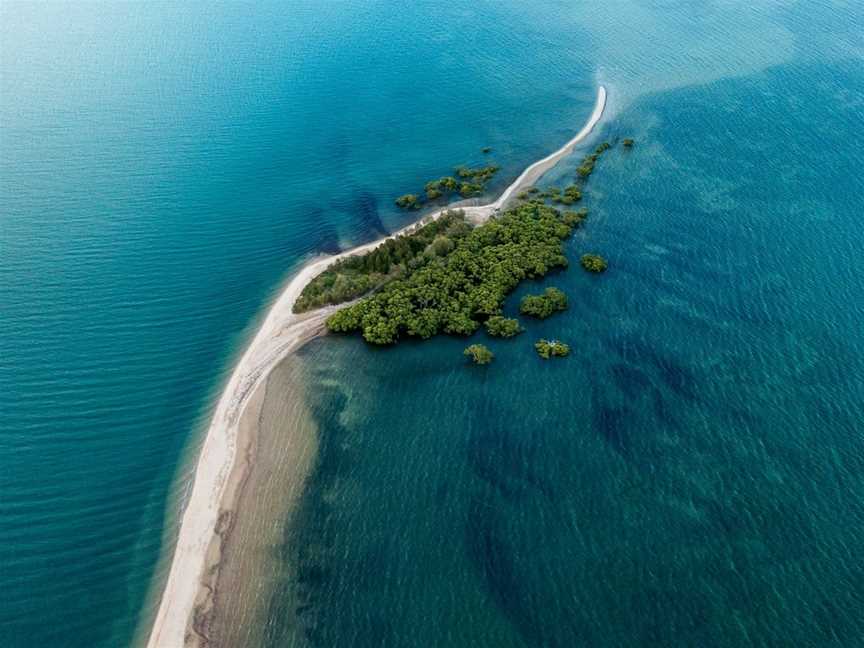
[145,85,606,648]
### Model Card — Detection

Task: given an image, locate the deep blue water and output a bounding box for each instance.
[1,1,863,647]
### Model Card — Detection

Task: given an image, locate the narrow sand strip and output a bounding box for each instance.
[146,85,606,648]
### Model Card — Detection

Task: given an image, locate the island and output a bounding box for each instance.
[464,343,494,364]
[144,85,608,648]
[535,339,571,358]
[580,253,608,273]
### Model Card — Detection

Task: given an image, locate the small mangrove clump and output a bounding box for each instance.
[562,207,588,227]
[484,316,523,338]
[559,185,582,205]
[519,287,568,319]
[456,164,500,183]
[464,343,494,365]
[577,154,598,178]
[459,182,484,197]
[580,253,608,273]
[575,142,611,179]
[535,339,570,359]
[395,194,421,210]
[425,176,459,200]
[622,138,635,148]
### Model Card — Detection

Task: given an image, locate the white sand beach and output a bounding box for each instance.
[145,84,606,648]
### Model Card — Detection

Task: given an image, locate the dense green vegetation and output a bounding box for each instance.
[464,344,494,364]
[623,138,635,148]
[293,211,472,313]
[576,141,612,179]
[459,182,484,197]
[424,176,458,200]
[577,154,598,177]
[395,194,421,209]
[535,339,570,359]
[455,164,500,183]
[519,287,568,319]
[318,140,619,350]
[562,207,589,227]
[396,164,501,209]
[325,202,577,344]
[484,316,523,338]
[557,185,582,205]
[580,253,608,273]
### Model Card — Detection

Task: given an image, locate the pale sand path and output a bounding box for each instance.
[146,85,606,648]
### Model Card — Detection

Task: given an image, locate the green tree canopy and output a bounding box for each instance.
[535,339,570,359]
[464,343,494,365]
[519,287,568,319]
[580,253,608,273]
[326,202,575,344]
[484,316,523,338]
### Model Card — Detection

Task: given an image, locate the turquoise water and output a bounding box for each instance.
[1,1,863,647]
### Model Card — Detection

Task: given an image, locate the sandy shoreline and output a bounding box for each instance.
[145,84,606,648]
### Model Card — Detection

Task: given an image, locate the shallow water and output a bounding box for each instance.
[1,1,863,646]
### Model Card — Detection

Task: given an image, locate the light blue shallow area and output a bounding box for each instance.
[1,1,863,646]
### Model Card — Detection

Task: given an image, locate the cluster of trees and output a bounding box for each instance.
[294,211,472,313]
[558,185,582,205]
[484,316,523,338]
[580,253,608,273]
[519,287,568,319]
[424,176,459,199]
[535,339,570,359]
[395,194,421,209]
[540,185,582,205]
[458,182,484,197]
[464,343,494,364]
[563,207,589,227]
[396,165,501,209]
[576,141,611,178]
[455,164,500,183]
[326,201,576,344]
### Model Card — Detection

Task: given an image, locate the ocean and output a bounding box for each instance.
[1,1,863,647]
